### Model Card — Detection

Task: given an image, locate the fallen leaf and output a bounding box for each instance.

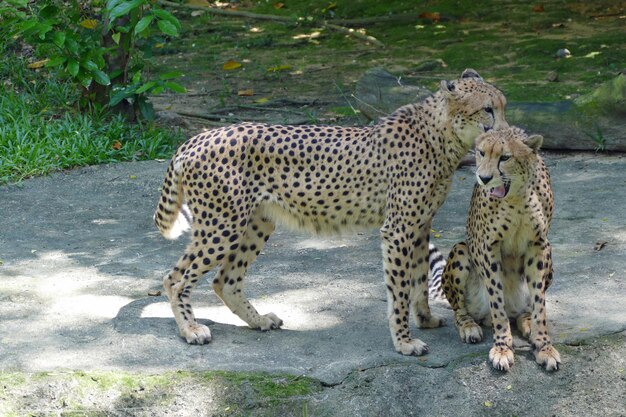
[237,89,254,96]
[27,59,49,69]
[506,385,512,390]
[594,241,608,251]
[483,401,493,407]
[148,290,162,296]
[129,175,137,180]
[273,2,285,9]
[254,97,270,104]
[80,19,98,29]
[532,4,544,12]
[267,64,292,72]
[418,11,441,22]
[223,60,242,70]
[112,140,122,150]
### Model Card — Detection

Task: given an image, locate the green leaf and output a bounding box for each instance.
[134,15,154,35]
[152,9,181,29]
[111,32,121,45]
[131,70,142,84]
[65,38,79,55]
[159,70,183,80]
[135,81,157,94]
[157,19,178,37]
[46,56,67,67]
[39,5,59,19]
[52,31,66,48]
[79,74,93,89]
[137,97,155,120]
[92,69,111,86]
[67,59,79,77]
[108,0,143,26]
[164,81,186,93]
[109,87,134,106]
[152,85,165,95]
[6,0,29,6]
[83,60,100,72]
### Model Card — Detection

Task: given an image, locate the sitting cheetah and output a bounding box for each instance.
[153,69,508,356]
[441,127,561,371]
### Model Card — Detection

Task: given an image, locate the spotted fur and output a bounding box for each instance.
[153,69,508,356]
[440,127,561,371]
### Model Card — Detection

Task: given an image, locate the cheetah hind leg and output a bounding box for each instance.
[212,211,283,331]
[164,239,218,345]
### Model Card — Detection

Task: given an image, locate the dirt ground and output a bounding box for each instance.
[1,152,625,416]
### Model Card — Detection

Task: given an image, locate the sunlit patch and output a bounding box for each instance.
[249,27,263,33]
[140,289,343,331]
[292,31,321,40]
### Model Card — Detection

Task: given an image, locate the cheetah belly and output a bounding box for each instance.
[258,193,386,235]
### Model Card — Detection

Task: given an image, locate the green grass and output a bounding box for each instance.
[158,0,625,105]
[0,53,182,185]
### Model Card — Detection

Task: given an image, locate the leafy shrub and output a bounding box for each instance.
[1,0,186,120]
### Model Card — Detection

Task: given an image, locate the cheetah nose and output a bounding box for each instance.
[478,175,493,185]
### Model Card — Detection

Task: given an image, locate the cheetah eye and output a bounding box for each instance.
[500,154,511,162]
[478,150,485,157]
[484,106,494,115]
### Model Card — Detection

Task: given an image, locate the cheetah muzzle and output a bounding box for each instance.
[153,69,508,356]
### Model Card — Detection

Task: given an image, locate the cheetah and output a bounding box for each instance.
[440,127,561,371]
[153,69,508,356]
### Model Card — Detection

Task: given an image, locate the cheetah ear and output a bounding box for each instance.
[461,68,483,81]
[440,79,457,99]
[524,134,543,152]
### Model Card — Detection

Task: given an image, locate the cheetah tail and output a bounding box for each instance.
[153,158,192,240]
[428,243,446,300]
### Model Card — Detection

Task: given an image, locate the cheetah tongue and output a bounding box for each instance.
[490,185,507,198]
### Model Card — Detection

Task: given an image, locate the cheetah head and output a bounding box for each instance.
[440,69,508,147]
[474,127,543,199]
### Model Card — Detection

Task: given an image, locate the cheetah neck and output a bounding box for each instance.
[428,94,470,173]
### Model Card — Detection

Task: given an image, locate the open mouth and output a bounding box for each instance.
[480,123,493,132]
[489,179,510,198]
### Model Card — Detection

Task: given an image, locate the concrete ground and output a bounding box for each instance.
[1,152,625,416]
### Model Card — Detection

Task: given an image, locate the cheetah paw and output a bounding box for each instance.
[489,345,515,371]
[416,314,446,329]
[395,338,429,356]
[459,322,483,344]
[181,323,212,345]
[535,344,561,371]
[257,313,283,331]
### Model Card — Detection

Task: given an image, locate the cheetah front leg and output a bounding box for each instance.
[525,242,561,371]
[478,249,515,371]
[442,242,483,343]
[381,223,442,356]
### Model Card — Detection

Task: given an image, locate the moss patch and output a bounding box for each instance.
[0,370,321,416]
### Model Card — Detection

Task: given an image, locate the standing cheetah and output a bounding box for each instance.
[441,127,561,371]
[154,69,508,356]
